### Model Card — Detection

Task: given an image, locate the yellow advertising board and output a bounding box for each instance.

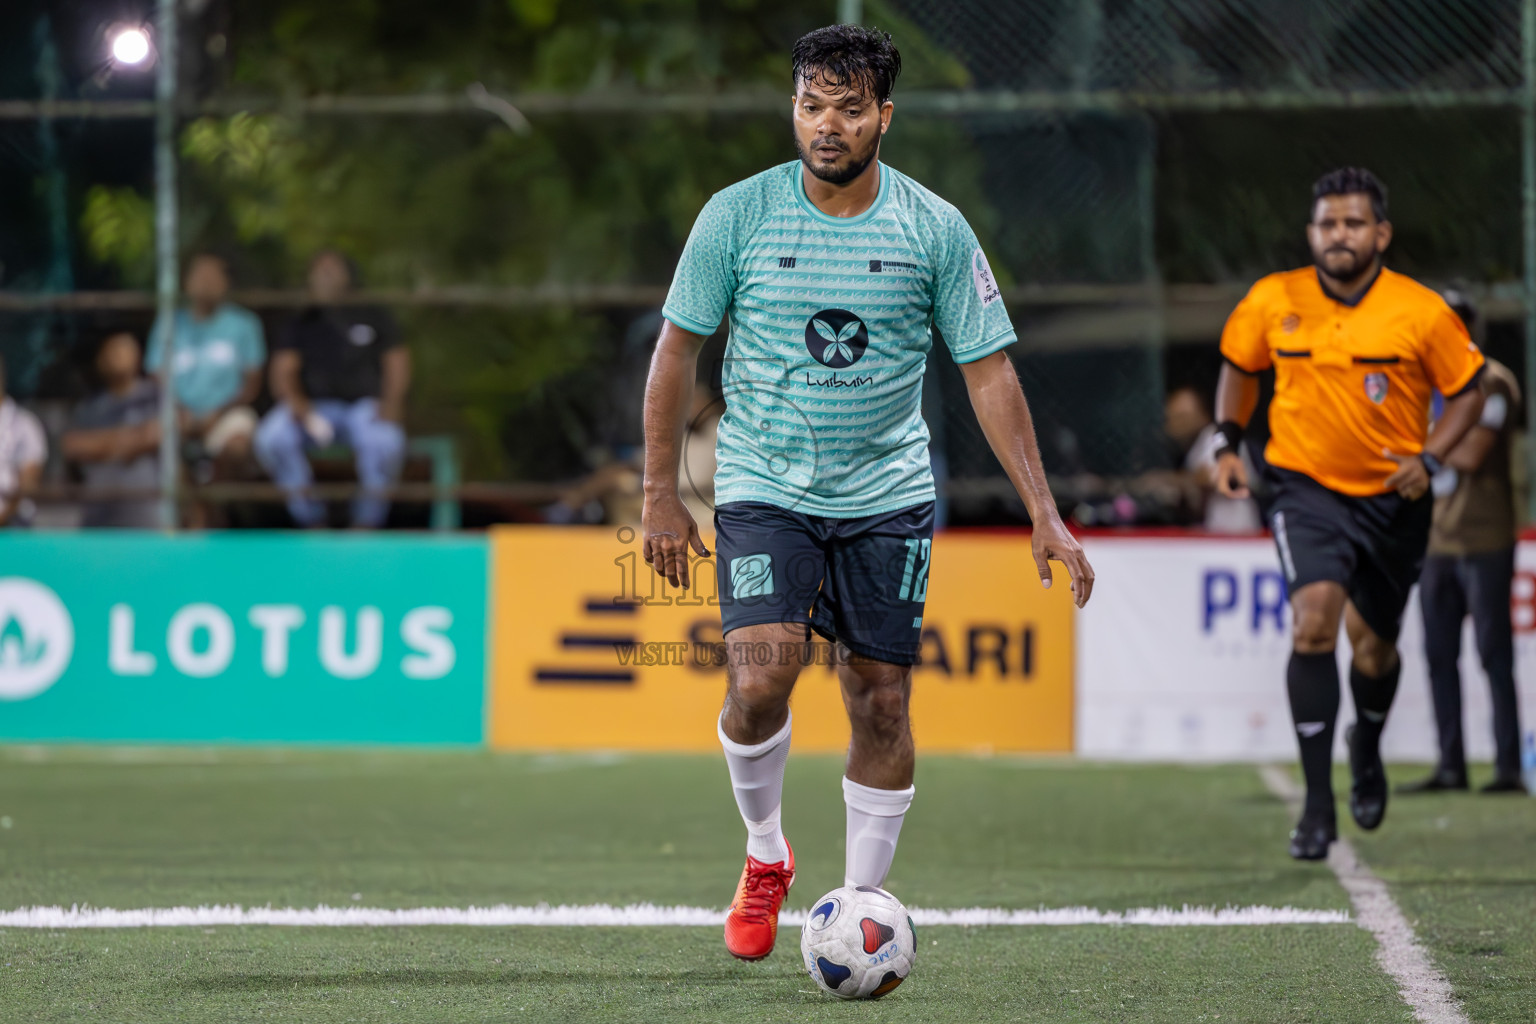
[488,527,1073,753]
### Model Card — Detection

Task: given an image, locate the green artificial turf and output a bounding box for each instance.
[0,747,1523,1021]
[0,925,1404,1023]
[1348,764,1536,1024]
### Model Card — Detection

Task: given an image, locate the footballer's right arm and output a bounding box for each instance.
[641,319,711,590]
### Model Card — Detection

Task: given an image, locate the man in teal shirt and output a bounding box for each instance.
[641,24,1095,967]
[147,251,265,463]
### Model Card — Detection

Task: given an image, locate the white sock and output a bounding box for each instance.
[843,776,914,888]
[718,712,792,864]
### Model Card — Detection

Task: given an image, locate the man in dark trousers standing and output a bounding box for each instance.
[1402,292,1526,794]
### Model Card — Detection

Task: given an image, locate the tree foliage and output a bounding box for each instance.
[80,186,155,289]
[76,0,989,478]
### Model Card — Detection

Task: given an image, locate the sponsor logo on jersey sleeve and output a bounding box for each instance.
[972,248,1001,307]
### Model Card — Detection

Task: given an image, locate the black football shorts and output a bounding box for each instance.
[1267,467,1432,643]
[713,500,936,665]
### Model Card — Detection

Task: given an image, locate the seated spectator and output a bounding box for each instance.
[1099,386,1262,529]
[680,382,720,529]
[147,251,265,470]
[61,333,162,528]
[546,457,642,527]
[1167,385,1261,533]
[542,383,717,529]
[254,250,411,528]
[0,354,47,527]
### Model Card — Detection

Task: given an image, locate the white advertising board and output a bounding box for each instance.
[1075,536,1536,763]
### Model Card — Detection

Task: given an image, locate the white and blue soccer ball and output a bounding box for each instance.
[800,884,917,1000]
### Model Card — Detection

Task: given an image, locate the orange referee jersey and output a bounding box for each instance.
[1220,266,1484,497]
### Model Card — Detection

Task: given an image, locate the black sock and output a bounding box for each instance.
[1349,659,1400,749]
[1288,651,1340,819]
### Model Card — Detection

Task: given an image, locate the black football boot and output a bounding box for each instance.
[1346,724,1388,831]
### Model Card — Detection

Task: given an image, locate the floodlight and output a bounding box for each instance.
[110,27,152,66]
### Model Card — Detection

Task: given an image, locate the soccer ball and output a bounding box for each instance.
[800,884,917,1000]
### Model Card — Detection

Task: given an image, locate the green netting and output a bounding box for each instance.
[1,0,1531,524]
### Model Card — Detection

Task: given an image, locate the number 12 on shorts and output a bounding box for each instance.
[898,538,931,602]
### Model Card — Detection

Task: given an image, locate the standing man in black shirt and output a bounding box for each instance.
[254,251,412,528]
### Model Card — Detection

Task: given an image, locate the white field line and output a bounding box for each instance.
[0,903,1351,930]
[1258,765,1471,1024]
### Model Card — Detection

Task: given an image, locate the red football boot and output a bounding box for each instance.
[723,841,795,961]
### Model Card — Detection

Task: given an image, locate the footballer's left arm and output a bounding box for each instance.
[959,349,1094,607]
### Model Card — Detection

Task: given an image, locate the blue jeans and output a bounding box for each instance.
[254,399,405,528]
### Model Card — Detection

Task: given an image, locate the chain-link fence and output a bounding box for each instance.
[1,0,1532,528]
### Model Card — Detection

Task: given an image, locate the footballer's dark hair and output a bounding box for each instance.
[791,24,902,105]
[1312,167,1389,222]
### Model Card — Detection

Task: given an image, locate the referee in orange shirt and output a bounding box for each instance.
[1214,168,1487,860]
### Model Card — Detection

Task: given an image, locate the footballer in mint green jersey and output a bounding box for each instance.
[662,159,1014,516]
[640,25,1093,966]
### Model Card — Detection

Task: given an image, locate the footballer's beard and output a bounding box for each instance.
[1312,244,1378,285]
[795,132,880,185]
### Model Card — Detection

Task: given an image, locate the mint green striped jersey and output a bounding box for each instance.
[663,160,1016,517]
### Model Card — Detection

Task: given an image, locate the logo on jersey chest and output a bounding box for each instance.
[805,308,869,368]
[1364,372,1390,404]
[806,370,874,389]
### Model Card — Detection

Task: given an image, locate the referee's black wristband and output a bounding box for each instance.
[1419,451,1444,476]
[1211,420,1244,461]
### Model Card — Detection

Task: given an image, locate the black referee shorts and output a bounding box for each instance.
[1268,467,1432,643]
